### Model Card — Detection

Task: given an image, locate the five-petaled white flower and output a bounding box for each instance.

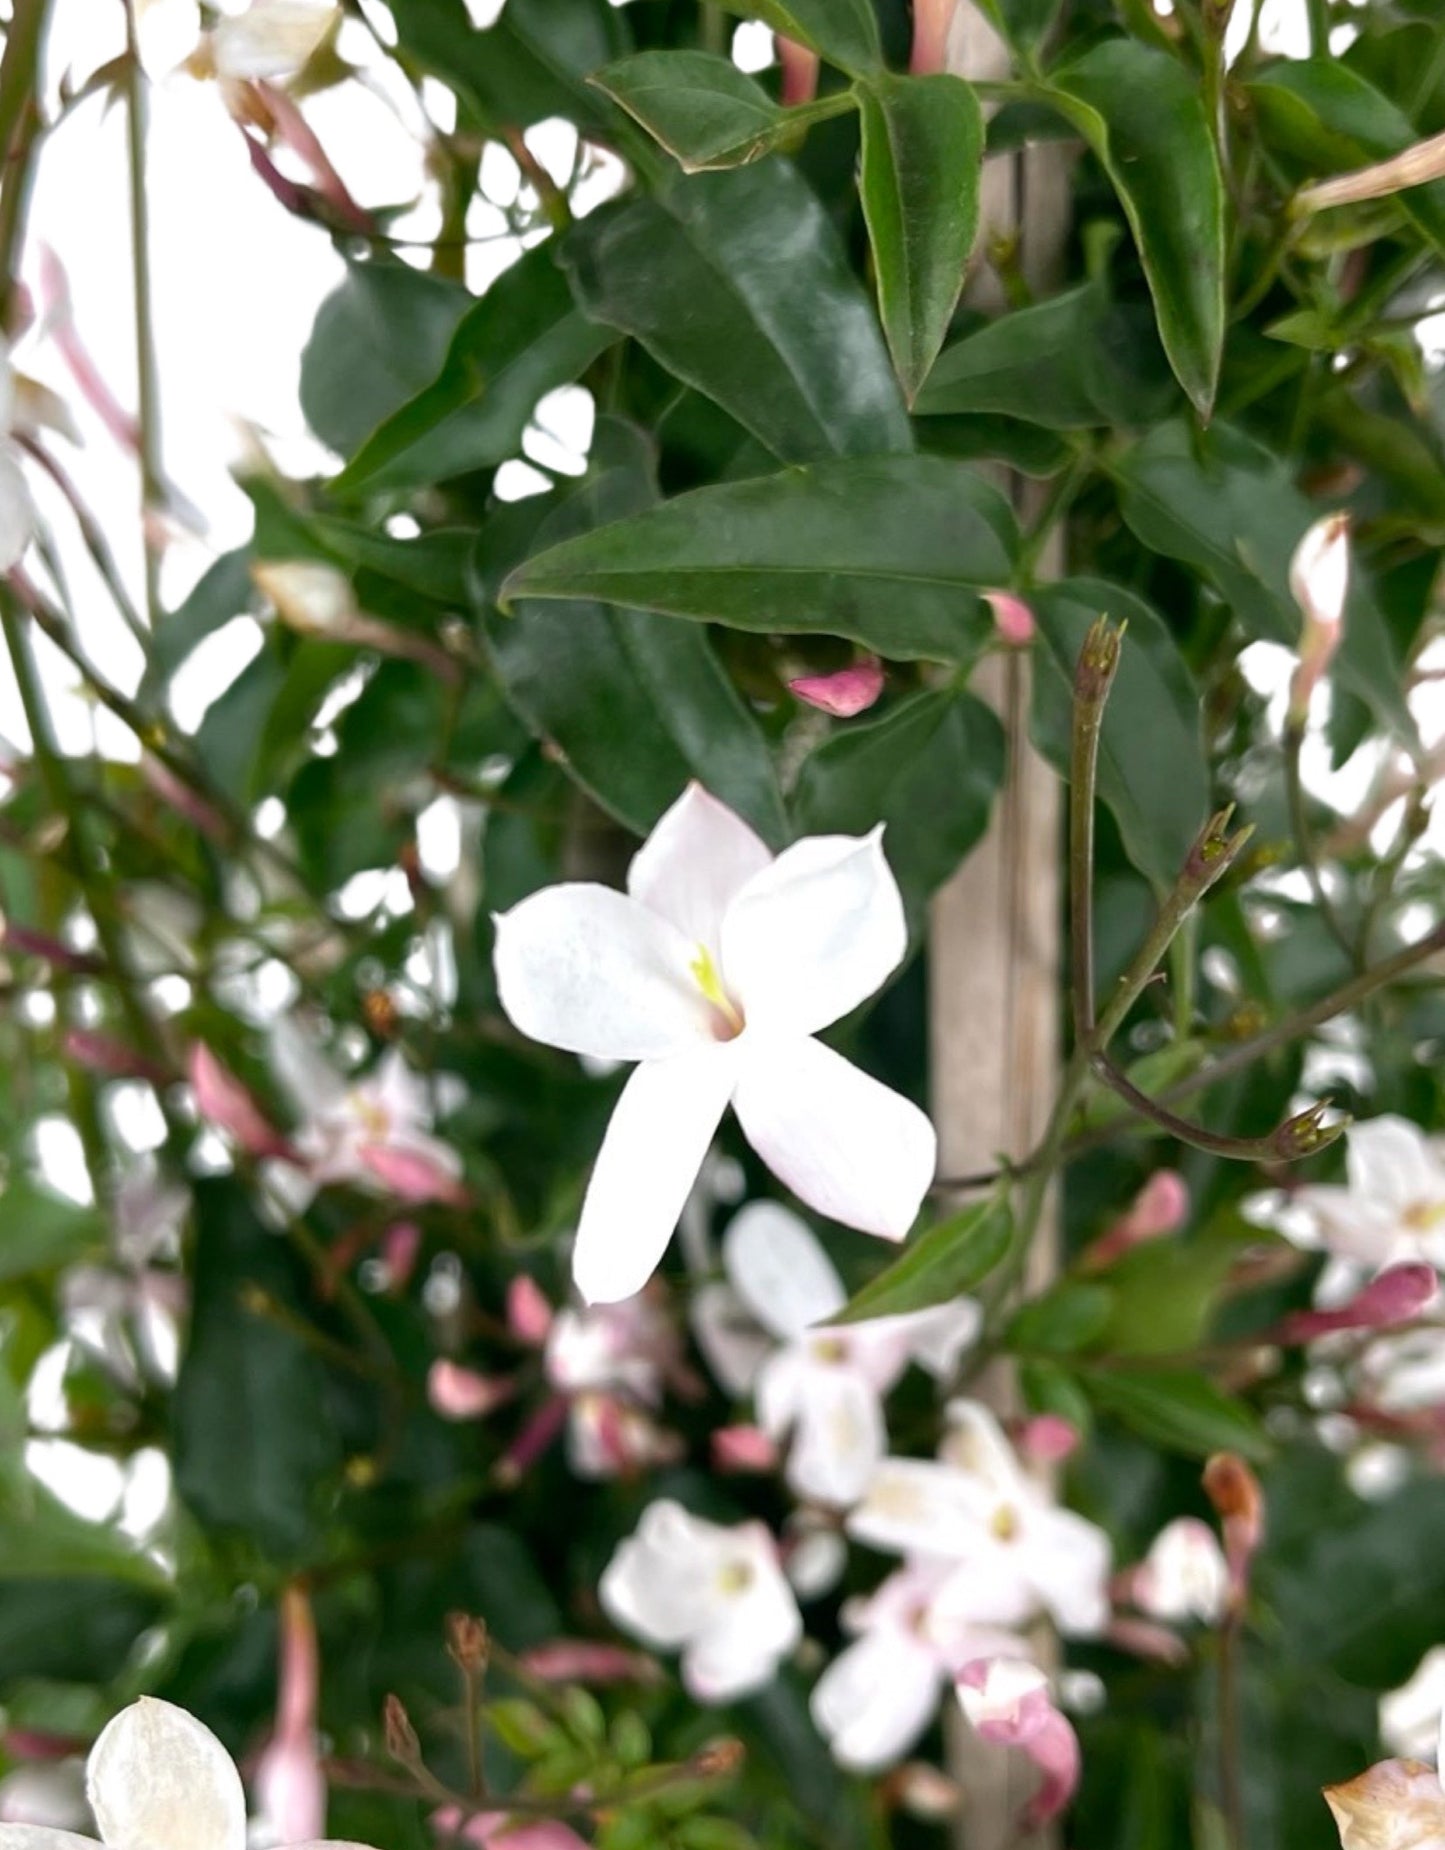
[848,1402,1112,1637]
[0,1696,374,1850]
[600,1499,802,1703]
[197,1,338,81]
[494,784,937,1304]
[698,1201,978,1507]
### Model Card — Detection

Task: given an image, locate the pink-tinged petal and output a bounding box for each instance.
[187,1045,290,1160]
[626,784,773,953]
[380,1222,423,1291]
[788,658,884,718]
[1275,1264,1437,1345]
[1290,511,1350,634]
[428,1361,517,1421]
[984,591,1035,647]
[356,1139,467,1207]
[1347,1118,1445,1218]
[713,1424,781,1473]
[723,830,907,1037]
[494,884,711,1061]
[1325,1759,1445,1850]
[431,1808,588,1849]
[252,1733,325,1845]
[573,1046,739,1304]
[518,1641,663,1685]
[722,1200,845,1341]
[733,1037,935,1240]
[910,0,959,73]
[507,1275,554,1346]
[1018,1414,1080,1465]
[776,34,821,106]
[87,1699,246,1850]
[956,1662,1081,1828]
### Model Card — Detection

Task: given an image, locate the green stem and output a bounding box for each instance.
[1091,1054,1342,1164]
[0,0,53,319]
[1305,0,1329,57]
[1069,617,1121,1040]
[121,0,163,626]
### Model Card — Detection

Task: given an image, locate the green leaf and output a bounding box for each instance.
[590,50,851,172]
[1007,1281,1115,1354]
[1083,1368,1270,1461]
[1115,420,1412,737]
[143,548,256,697]
[857,73,984,403]
[834,1199,1013,1324]
[712,0,881,74]
[1048,40,1226,415]
[501,455,1018,663]
[560,162,910,464]
[1095,1220,1262,1358]
[173,1181,343,1562]
[792,687,1005,925]
[479,420,788,843]
[1250,59,1445,257]
[0,1480,172,1588]
[1029,578,1210,889]
[972,0,1066,51]
[300,260,470,458]
[390,0,627,130]
[0,1178,105,1283]
[332,245,615,495]
[0,1579,169,1682]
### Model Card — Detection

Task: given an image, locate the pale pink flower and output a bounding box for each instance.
[601,1501,802,1703]
[788,658,884,718]
[956,1658,1081,1828]
[428,1361,517,1422]
[493,784,936,1303]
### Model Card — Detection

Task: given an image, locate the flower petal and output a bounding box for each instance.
[87,1699,246,1850]
[774,1362,887,1508]
[0,446,35,571]
[811,1627,942,1771]
[573,1046,738,1304]
[1325,1759,1445,1850]
[1348,1117,1445,1218]
[626,784,773,952]
[733,1037,935,1239]
[495,884,712,1061]
[722,829,906,1036]
[0,1833,102,1850]
[722,1200,845,1340]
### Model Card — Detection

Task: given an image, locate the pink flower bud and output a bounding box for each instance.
[1273,1262,1436,1346]
[188,1043,291,1159]
[911,0,960,74]
[1287,512,1349,721]
[518,1640,664,1685]
[956,1659,1081,1828]
[776,35,821,107]
[357,1140,468,1207]
[431,1810,590,1850]
[1018,1414,1080,1466]
[427,1360,516,1422]
[712,1423,781,1474]
[1084,1170,1189,1270]
[507,1274,555,1346]
[253,1585,324,1843]
[62,1029,169,1085]
[788,656,884,717]
[985,590,1036,647]
[37,245,141,456]
[380,1221,423,1291]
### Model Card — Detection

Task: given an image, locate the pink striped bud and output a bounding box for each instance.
[789,656,884,717]
[985,591,1036,647]
[956,1659,1080,1828]
[431,1810,590,1850]
[427,1360,516,1422]
[1287,513,1349,723]
[357,1140,468,1207]
[911,0,960,74]
[1018,1414,1080,1465]
[188,1043,291,1159]
[1103,1614,1190,1667]
[519,1640,664,1685]
[712,1423,781,1474]
[507,1274,555,1346]
[1084,1170,1189,1271]
[36,245,141,456]
[252,1585,324,1843]
[776,35,821,107]
[380,1221,423,1291]
[1273,1262,1436,1346]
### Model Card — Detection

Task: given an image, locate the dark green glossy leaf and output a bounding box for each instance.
[792,687,1004,924]
[713,0,880,74]
[1083,1368,1270,1461]
[1250,59,1445,257]
[501,455,1018,663]
[1048,40,1226,415]
[835,1198,1013,1324]
[300,260,470,458]
[333,246,615,494]
[0,1480,172,1587]
[173,1181,343,1561]
[0,1579,169,1682]
[560,163,910,464]
[590,50,851,172]
[479,421,787,843]
[857,73,983,403]
[390,0,627,130]
[1030,578,1209,889]
[1115,420,1412,736]
[1007,1281,1116,1354]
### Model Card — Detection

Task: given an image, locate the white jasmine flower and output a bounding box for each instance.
[494,784,936,1304]
[600,1500,801,1703]
[1131,1517,1229,1625]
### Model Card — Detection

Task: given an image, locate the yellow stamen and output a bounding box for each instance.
[991,1504,1021,1543]
[690,945,744,1036]
[717,1560,755,1595]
